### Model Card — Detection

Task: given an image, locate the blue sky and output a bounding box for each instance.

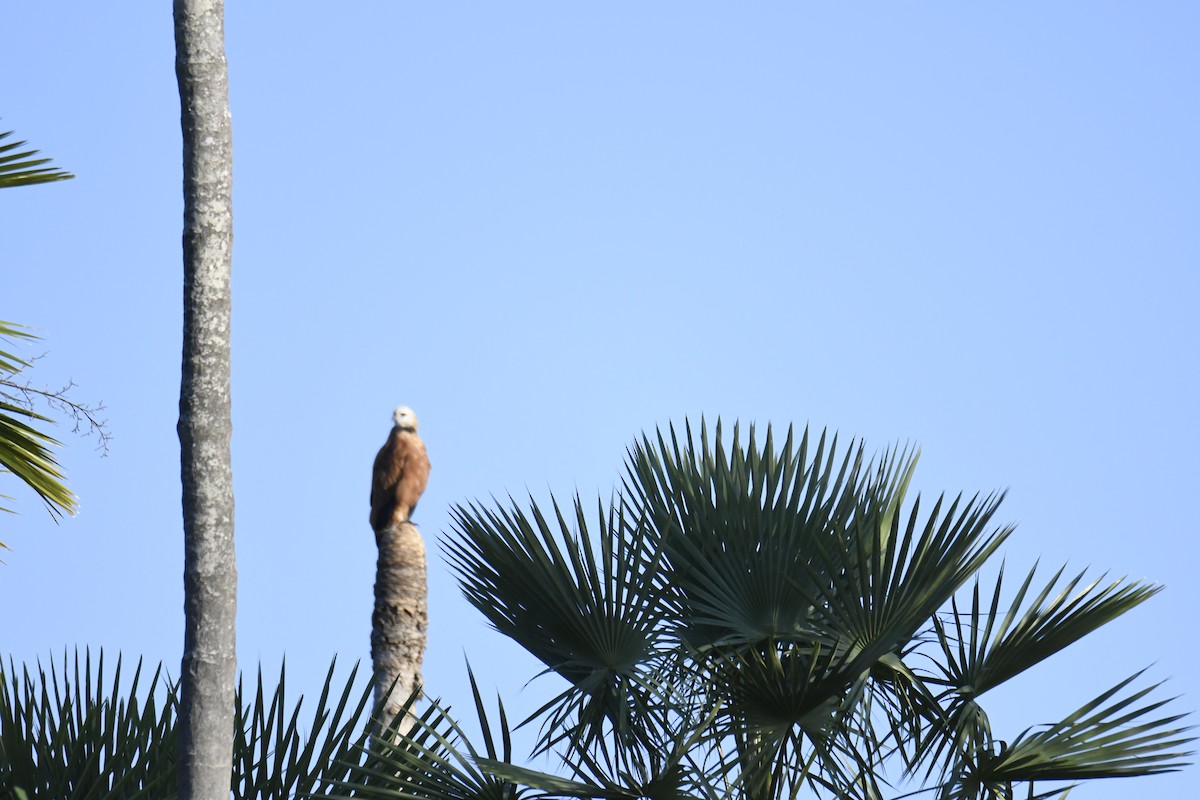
[2,3,1197,796]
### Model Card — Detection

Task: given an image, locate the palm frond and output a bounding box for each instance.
[0,651,408,800]
[0,321,77,522]
[0,650,177,800]
[813,486,1012,680]
[934,563,1161,699]
[623,419,864,650]
[325,679,527,800]
[231,657,378,798]
[703,641,894,800]
[973,671,1193,785]
[479,705,718,800]
[439,417,1191,800]
[0,400,76,519]
[0,131,73,188]
[0,321,38,376]
[444,493,665,754]
[908,564,1163,784]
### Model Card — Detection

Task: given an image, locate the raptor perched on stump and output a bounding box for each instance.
[369,405,430,736]
[370,406,431,533]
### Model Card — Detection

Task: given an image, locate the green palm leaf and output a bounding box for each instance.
[1,128,77,538]
[442,418,1192,800]
[914,563,1164,782]
[623,419,863,649]
[0,651,407,800]
[476,681,721,800]
[0,131,73,188]
[325,670,528,800]
[0,321,38,376]
[937,564,1161,699]
[0,321,78,523]
[810,486,1011,680]
[231,658,378,798]
[620,420,1015,799]
[0,650,177,800]
[479,733,709,800]
[953,671,1193,796]
[445,494,666,754]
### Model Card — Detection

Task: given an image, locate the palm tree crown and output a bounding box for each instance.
[431,419,1190,800]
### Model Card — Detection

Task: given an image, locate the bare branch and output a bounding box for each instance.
[0,373,110,454]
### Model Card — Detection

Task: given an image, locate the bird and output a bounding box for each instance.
[370,406,431,533]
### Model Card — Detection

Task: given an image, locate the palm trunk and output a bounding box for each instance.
[371,520,428,734]
[174,2,237,798]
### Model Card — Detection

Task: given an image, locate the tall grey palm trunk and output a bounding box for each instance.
[174,2,237,798]
[371,520,427,734]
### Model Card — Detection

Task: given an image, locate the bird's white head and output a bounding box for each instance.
[392,406,418,431]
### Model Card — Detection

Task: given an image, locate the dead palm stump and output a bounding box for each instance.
[371,520,427,734]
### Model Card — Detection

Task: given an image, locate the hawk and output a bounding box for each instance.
[370,406,431,532]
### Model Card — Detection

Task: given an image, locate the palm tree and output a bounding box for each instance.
[422,420,1191,800]
[173,1,237,798]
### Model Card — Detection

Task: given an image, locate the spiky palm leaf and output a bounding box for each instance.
[325,666,528,800]
[0,131,73,189]
[943,672,1192,799]
[623,421,863,650]
[0,651,406,800]
[625,421,870,785]
[911,563,1164,781]
[231,658,380,799]
[0,651,176,800]
[481,724,713,800]
[445,494,667,755]
[938,565,1161,698]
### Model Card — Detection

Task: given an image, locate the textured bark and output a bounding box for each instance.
[174,2,237,799]
[371,520,428,734]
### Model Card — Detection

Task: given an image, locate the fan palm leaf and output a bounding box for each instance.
[944,672,1193,799]
[623,420,863,650]
[444,494,666,754]
[935,564,1161,699]
[622,419,1012,794]
[907,563,1164,783]
[810,487,1011,679]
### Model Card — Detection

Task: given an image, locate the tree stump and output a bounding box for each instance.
[370,520,427,734]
